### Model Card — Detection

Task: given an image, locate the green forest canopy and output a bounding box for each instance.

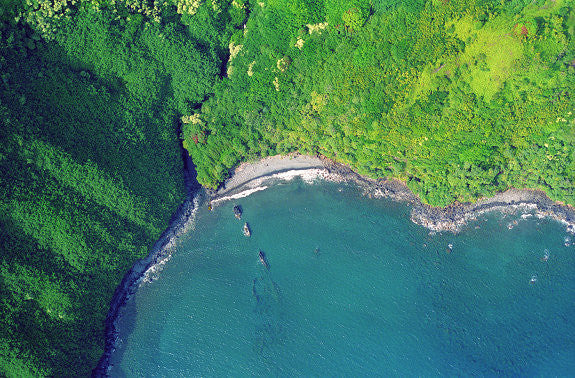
[0,0,573,376]
[183,0,575,206]
[0,0,243,375]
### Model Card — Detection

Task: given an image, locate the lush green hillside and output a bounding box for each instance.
[0,0,244,375]
[182,0,575,206]
[1,0,574,376]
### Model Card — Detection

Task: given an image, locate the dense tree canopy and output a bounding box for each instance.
[183,0,575,206]
[0,0,243,375]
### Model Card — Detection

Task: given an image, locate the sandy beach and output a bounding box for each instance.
[210,154,332,202]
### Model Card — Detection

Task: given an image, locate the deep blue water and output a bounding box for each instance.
[109,180,575,376]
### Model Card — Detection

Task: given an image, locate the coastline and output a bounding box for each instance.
[92,151,204,377]
[210,153,575,234]
[92,193,203,376]
[95,153,574,375]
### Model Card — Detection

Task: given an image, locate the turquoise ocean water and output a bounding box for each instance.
[109,180,575,376]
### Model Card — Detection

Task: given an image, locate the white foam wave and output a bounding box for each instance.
[213,168,330,205]
[139,191,203,285]
[212,185,269,205]
[272,168,327,183]
[185,192,202,233]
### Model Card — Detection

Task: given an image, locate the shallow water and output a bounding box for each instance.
[109,180,575,376]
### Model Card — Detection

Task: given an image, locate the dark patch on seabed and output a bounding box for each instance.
[252,270,285,362]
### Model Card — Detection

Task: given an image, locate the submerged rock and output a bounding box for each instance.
[233,205,242,219]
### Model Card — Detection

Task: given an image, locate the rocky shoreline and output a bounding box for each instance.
[92,194,201,377]
[320,157,575,233]
[94,153,574,375]
[92,151,203,377]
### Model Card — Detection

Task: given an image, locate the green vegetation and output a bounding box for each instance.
[0,0,244,375]
[183,0,575,206]
[0,0,574,375]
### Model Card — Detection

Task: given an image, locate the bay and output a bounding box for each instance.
[109,180,575,376]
